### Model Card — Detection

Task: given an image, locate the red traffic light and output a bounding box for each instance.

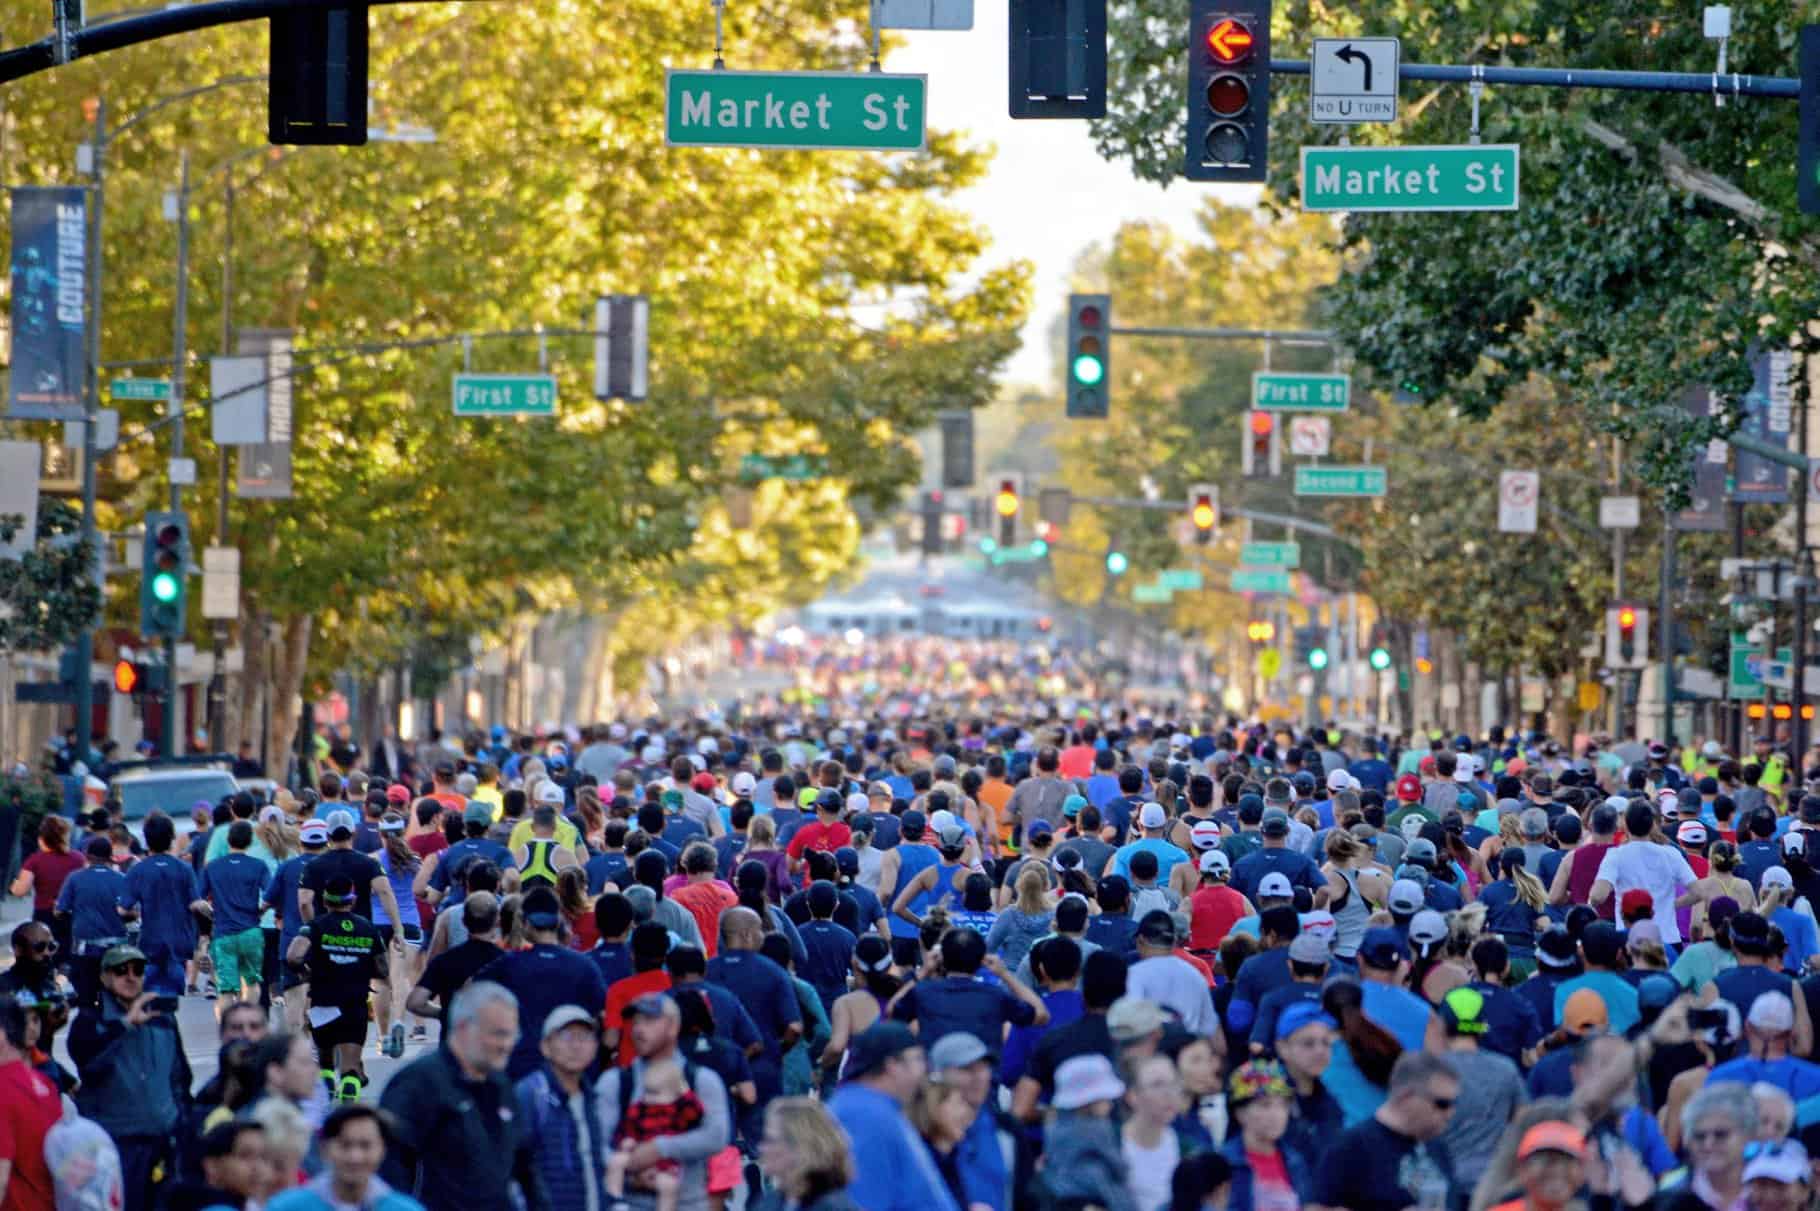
[1207,74,1250,117]
[1206,17,1253,63]
[1248,411,1274,436]
[112,660,138,695]
[1617,607,1637,631]
[1076,304,1102,328]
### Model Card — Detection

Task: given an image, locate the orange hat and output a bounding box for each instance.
[1517,1122,1587,1162]
[1562,989,1610,1035]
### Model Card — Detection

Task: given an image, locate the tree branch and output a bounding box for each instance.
[1580,117,1768,225]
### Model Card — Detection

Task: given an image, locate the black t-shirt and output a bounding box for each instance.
[417,938,504,1030]
[1025,1011,1115,1095]
[1312,1116,1458,1211]
[301,847,386,921]
[300,911,385,1006]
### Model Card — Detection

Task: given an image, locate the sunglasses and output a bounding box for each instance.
[27,940,57,955]
[108,962,146,977]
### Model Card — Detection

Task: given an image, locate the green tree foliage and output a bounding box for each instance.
[0,0,1027,711]
[0,500,103,654]
[1090,0,1820,495]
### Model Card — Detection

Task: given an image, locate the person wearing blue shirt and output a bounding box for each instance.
[121,815,201,997]
[1349,742,1394,795]
[58,835,130,1008]
[1706,988,1820,1101]
[929,1033,1010,1211]
[665,947,765,1057]
[1082,878,1140,960]
[1761,870,1820,972]
[200,821,277,1006]
[1084,750,1122,813]
[1355,928,1437,1051]
[427,805,516,906]
[1109,802,1192,882]
[796,885,858,1014]
[1102,768,1146,846]
[474,886,609,1081]
[587,891,635,986]
[1226,908,1303,1039]
[707,907,803,1106]
[891,929,1046,1069]
[829,1022,962,1211]
[1230,813,1325,904]
[1552,923,1641,1035]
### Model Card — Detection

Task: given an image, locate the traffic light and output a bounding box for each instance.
[1369,646,1392,671]
[1801,26,1820,215]
[1246,620,1275,644]
[921,490,944,557]
[140,511,190,639]
[993,474,1023,545]
[1105,549,1129,577]
[1065,294,1111,418]
[1185,0,1271,183]
[1008,0,1108,118]
[1188,484,1218,544]
[112,659,140,696]
[1242,411,1279,477]
[268,4,369,145]
[1605,602,1649,669]
[1308,643,1329,671]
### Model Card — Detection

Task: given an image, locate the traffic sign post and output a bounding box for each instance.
[1309,37,1399,124]
[1231,569,1294,593]
[740,453,829,482]
[1252,371,1349,411]
[1599,495,1641,529]
[111,378,170,401]
[1294,465,1387,497]
[452,373,557,417]
[1498,469,1539,533]
[665,69,928,152]
[1301,145,1520,212]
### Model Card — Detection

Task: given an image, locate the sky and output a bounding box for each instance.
[881,14,1260,386]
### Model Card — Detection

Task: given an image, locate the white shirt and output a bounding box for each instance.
[1126,954,1217,1035]
[1122,1127,1180,1211]
[1594,841,1697,943]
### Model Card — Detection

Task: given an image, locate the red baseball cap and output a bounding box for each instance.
[690,772,718,793]
[1395,774,1423,803]
[384,783,411,805]
[1620,888,1654,917]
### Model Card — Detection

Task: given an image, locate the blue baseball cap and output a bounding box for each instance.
[1276,1002,1337,1041]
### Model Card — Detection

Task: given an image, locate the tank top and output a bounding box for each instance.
[889,843,940,937]
[910,859,967,926]
[1568,842,1618,919]
[373,849,420,928]
[520,838,560,888]
[1328,867,1370,959]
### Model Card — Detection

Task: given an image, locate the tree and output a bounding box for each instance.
[0,500,103,654]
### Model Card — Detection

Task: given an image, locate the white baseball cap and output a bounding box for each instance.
[846,792,869,814]
[1257,872,1294,899]
[1326,769,1354,792]
[1139,802,1167,829]
[1198,849,1231,877]
[1763,865,1795,890]
[1189,820,1222,851]
[730,771,757,797]
[533,780,564,806]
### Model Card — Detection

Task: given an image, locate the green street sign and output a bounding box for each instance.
[111,378,170,401]
[1157,568,1203,592]
[453,373,556,416]
[665,69,927,152]
[1295,465,1387,497]
[1252,372,1350,412]
[739,453,828,482]
[1231,570,1293,594]
[1300,144,1520,213]
[1132,583,1173,604]
[1730,634,1765,700]
[1239,541,1300,568]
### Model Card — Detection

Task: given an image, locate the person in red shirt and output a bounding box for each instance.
[10,816,83,936]
[1058,724,1098,782]
[668,844,737,957]
[603,924,674,1066]
[0,1000,62,1211]
[1187,849,1250,957]
[784,792,851,874]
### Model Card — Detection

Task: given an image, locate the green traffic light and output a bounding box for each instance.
[151,572,180,603]
[1105,551,1129,576]
[979,537,998,555]
[1072,354,1105,386]
[1309,648,1329,671]
[1030,539,1049,557]
[1369,647,1392,671]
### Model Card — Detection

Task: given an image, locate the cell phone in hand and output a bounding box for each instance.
[148,995,181,1015]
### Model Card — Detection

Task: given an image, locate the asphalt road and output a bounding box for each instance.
[0,893,433,1098]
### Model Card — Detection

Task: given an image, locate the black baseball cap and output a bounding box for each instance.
[843,1022,919,1079]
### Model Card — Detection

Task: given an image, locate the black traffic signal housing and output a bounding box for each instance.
[1292,624,1324,670]
[269,5,370,145]
[1242,411,1279,477]
[1801,25,1820,215]
[1617,603,1638,664]
[1065,294,1110,418]
[140,511,190,640]
[1186,0,1271,182]
[993,475,1022,546]
[921,491,944,557]
[1009,0,1108,118]
[1189,485,1217,545]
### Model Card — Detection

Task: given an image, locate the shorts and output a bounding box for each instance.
[706,1146,742,1195]
[211,927,265,993]
[308,1000,369,1053]
[377,923,423,950]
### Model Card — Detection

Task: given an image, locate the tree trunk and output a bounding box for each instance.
[237,608,269,769]
[265,613,312,789]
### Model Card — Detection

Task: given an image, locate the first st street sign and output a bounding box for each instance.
[665,69,927,151]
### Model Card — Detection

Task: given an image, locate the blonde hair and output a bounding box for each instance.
[258,818,298,861]
[1325,830,1363,865]
[907,1079,971,1148]
[749,815,777,847]
[1510,864,1547,912]
[1014,863,1050,915]
[248,1096,311,1169]
[765,1098,854,1201]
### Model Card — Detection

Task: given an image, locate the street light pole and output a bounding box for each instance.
[209,163,234,752]
[73,96,105,774]
[161,148,189,758]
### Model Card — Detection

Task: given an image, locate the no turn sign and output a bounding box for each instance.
[1498,469,1539,533]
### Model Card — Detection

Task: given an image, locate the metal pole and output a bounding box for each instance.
[209,164,233,751]
[1731,502,1746,755]
[73,98,105,773]
[1660,513,1677,745]
[1611,434,1624,737]
[162,149,189,759]
[1796,356,1812,761]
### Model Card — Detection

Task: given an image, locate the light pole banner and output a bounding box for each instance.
[7,187,88,420]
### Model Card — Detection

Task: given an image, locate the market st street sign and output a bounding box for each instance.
[665,69,927,151]
[1300,144,1520,212]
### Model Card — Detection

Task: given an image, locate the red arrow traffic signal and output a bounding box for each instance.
[1206,17,1253,63]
